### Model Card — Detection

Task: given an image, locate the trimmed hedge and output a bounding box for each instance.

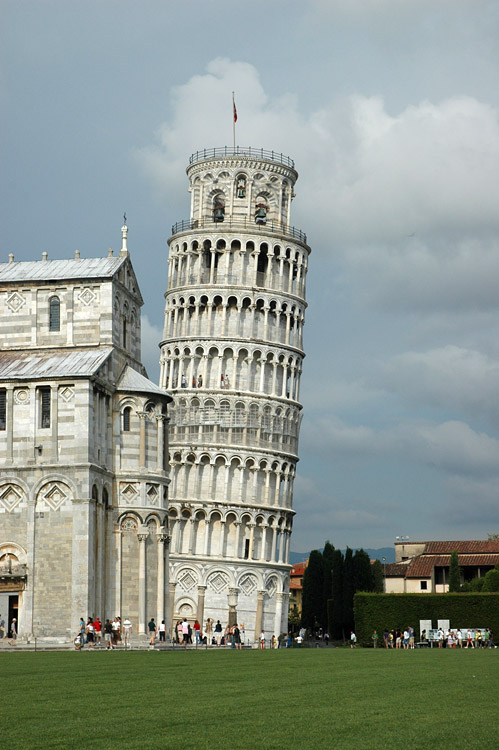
[354,592,499,645]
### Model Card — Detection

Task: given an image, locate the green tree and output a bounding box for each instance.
[353,549,374,593]
[301,549,324,630]
[448,550,461,592]
[330,548,344,639]
[342,547,355,635]
[288,605,301,633]
[322,541,335,630]
[482,568,499,592]
[372,559,384,593]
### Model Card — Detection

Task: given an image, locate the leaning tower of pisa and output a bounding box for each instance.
[159,146,310,642]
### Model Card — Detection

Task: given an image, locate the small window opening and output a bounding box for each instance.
[0,390,6,430]
[123,407,131,432]
[40,387,51,428]
[49,297,60,331]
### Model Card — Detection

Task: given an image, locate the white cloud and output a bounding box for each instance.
[383,345,499,424]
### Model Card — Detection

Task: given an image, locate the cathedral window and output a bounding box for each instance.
[49,296,60,331]
[39,387,51,428]
[123,406,131,432]
[122,318,127,348]
[0,390,6,430]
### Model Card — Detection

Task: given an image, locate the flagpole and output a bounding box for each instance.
[232,91,236,151]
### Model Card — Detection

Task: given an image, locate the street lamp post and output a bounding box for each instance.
[382,557,387,593]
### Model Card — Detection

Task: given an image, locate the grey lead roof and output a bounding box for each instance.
[0,257,126,283]
[117,365,172,401]
[0,348,112,380]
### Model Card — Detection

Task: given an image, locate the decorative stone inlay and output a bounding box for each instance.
[6,291,26,313]
[41,482,69,511]
[0,485,23,513]
[14,389,30,405]
[59,386,74,402]
[207,571,229,593]
[146,484,159,504]
[120,483,138,503]
[266,576,277,598]
[239,573,257,596]
[121,517,137,531]
[178,569,197,592]
[78,287,97,306]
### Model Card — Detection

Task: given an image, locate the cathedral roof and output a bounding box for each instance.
[0,347,112,379]
[0,257,126,283]
[117,365,172,401]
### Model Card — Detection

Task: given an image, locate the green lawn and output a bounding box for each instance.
[2,648,498,749]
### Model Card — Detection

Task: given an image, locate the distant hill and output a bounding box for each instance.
[289,547,395,565]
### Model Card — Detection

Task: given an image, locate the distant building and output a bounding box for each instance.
[0,227,173,640]
[384,540,499,593]
[289,560,308,614]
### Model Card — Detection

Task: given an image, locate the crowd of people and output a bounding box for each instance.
[371,626,496,649]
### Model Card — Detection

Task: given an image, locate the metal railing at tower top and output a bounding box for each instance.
[171,216,307,244]
[188,146,295,169]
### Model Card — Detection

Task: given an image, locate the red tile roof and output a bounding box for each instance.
[385,563,411,577]
[290,562,307,575]
[424,541,499,554]
[406,554,499,578]
[289,581,302,590]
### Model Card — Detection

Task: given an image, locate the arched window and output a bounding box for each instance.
[213,194,225,223]
[123,406,131,432]
[236,174,246,198]
[49,296,60,331]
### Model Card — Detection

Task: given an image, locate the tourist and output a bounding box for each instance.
[214,619,223,646]
[112,616,120,647]
[205,617,213,643]
[408,626,415,649]
[383,630,389,648]
[74,633,82,650]
[324,631,329,646]
[104,619,113,649]
[350,631,357,648]
[395,629,402,649]
[193,619,201,645]
[94,617,102,646]
[8,618,17,646]
[475,629,482,648]
[239,622,245,644]
[122,616,132,648]
[260,630,265,649]
[0,614,5,639]
[388,631,394,648]
[466,629,474,648]
[86,617,95,648]
[437,628,444,648]
[79,617,86,647]
[372,630,378,648]
[296,634,303,647]
[181,618,189,647]
[456,629,463,648]
[148,617,157,647]
[159,620,166,643]
[233,624,242,650]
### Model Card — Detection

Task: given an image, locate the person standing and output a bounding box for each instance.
[104,619,113,649]
[0,614,5,640]
[94,617,102,646]
[193,619,201,645]
[9,618,17,647]
[214,619,223,646]
[260,630,265,649]
[122,616,132,648]
[86,618,95,648]
[148,617,157,648]
[159,620,166,643]
[181,618,189,648]
[350,631,357,648]
[233,624,242,650]
[372,630,378,648]
[408,626,415,649]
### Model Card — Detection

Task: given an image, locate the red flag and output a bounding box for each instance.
[233,99,238,123]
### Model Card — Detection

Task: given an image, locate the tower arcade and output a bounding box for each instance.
[160,147,310,640]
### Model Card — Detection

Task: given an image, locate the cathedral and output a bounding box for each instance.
[0,228,172,639]
[0,146,310,643]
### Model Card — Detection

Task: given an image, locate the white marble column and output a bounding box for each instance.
[137,530,148,634]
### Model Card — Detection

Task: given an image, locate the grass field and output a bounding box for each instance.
[2,648,498,749]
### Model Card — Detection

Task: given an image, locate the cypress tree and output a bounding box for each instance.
[448,550,461,592]
[301,549,324,630]
[330,548,344,639]
[353,549,374,593]
[372,559,384,593]
[322,541,335,630]
[342,547,355,635]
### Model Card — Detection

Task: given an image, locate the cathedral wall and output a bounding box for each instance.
[121,530,140,623]
[32,509,73,637]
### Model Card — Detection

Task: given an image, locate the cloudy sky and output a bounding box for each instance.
[2,0,499,552]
